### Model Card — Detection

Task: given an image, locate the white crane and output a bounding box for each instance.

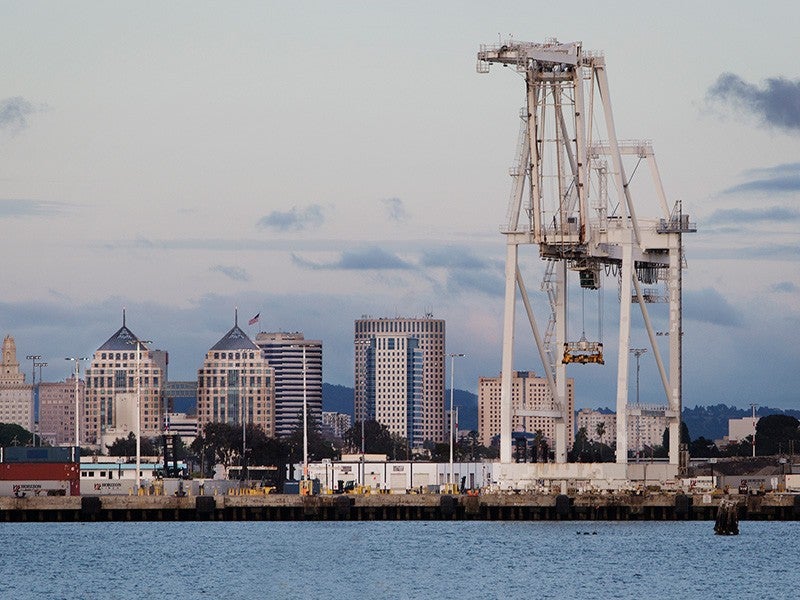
[477,39,695,468]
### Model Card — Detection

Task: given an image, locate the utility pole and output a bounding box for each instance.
[26,355,41,446]
[127,339,152,491]
[65,357,88,449]
[750,403,758,458]
[448,353,466,492]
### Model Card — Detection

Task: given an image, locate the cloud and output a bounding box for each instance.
[420,246,495,270]
[707,73,800,131]
[291,247,413,270]
[684,288,743,327]
[257,205,324,231]
[447,269,505,297]
[707,206,800,224]
[0,97,41,133]
[771,281,797,293]
[0,199,66,218]
[723,162,800,194]
[381,197,409,222]
[210,265,250,282]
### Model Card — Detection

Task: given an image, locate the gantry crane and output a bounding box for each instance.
[477,39,695,467]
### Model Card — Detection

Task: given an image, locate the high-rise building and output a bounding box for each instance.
[576,408,616,445]
[197,320,276,437]
[254,332,322,438]
[38,378,84,446]
[0,335,33,432]
[84,317,167,446]
[354,316,446,445]
[576,406,669,454]
[478,371,574,448]
[321,411,352,439]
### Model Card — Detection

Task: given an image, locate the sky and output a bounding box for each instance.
[1,1,799,411]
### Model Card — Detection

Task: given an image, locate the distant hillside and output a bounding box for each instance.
[451,389,478,432]
[322,383,354,417]
[682,404,800,441]
[321,384,479,431]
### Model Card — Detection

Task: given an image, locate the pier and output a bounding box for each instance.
[2,492,799,522]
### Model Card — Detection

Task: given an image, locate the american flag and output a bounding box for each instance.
[248,313,260,326]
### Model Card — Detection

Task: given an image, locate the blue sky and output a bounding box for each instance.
[1,1,799,410]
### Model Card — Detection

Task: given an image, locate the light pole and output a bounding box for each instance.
[448,353,466,490]
[240,369,246,483]
[302,344,308,482]
[128,339,152,491]
[750,403,758,458]
[65,357,88,449]
[630,348,647,461]
[26,355,41,446]
[33,361,47,446]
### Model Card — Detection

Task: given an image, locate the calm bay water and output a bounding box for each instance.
[0,520,796,599]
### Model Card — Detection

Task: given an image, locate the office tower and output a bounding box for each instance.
[38,378,84,446]
[254,332,322,438]
[354,316,445,445]
[0,335,33,431]
[197,319,276,436]
[478,371,574,448]
[84,316,166,446]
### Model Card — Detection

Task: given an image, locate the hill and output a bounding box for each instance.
[321,384,479,431]
[682,404,800,441]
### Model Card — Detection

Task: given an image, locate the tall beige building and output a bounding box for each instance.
[197,319,276,437]
[354,316,445,444]
[84,317,166,447]
[0,335,33,431]
[478,371,574,448]
[39,378,84,446]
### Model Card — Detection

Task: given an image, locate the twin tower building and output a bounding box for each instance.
[81,314,321,447]
[79,313,447,449]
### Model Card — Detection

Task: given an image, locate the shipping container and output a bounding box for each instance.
[1,447,79,463]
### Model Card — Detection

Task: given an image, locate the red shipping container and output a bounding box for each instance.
[0,463,80,495]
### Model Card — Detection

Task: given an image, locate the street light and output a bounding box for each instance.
[26,355,41,446]
[448,353,466,491]
[65,357,88,449]
[127,339,152,491]
[630,348,647,461]
[33,362,47,446]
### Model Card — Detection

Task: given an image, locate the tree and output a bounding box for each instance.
[106,432,156,457]
[570,427,591,462]
[343,420,394,455]
[0,423,35,447]
[755,414,800,455]
[191,422,240,475]
[656,422,691,458]
[596,422,606,446]
[689,436,719,458]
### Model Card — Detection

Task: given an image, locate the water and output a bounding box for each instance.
[1,521,796,599]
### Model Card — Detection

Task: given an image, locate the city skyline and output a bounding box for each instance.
[1,3,799,411]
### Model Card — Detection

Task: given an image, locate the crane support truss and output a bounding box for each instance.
[477,39,695,467]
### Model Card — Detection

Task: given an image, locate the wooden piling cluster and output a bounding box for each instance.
[1,492,799,522]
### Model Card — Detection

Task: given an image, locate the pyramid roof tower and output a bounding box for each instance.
[209,310,259,352]
[97,309,149,351]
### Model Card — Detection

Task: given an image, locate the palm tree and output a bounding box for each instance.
[596,422,606,445]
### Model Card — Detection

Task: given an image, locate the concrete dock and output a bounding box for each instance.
[2,492,800,522]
